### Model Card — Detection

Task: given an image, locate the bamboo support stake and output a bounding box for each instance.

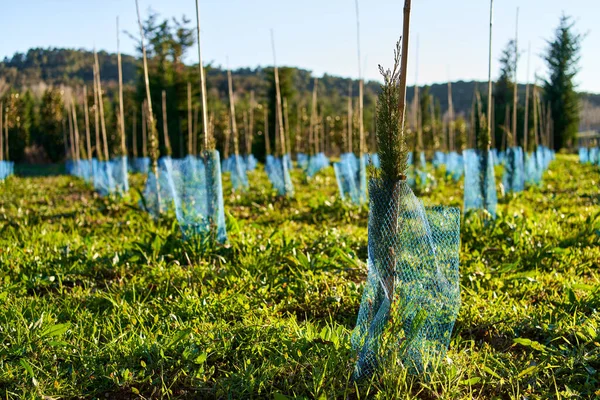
[68,98,75,160]
[270,30,287,157]
[136,0,159,178]
[429,94,437,149]
[92,62,102,160]
[132,106,138,158]
[447,81,454,152]
[533,82,539,147]
[187,82,193,155]
[117,17,126,156]
[193,105,199,154]
[355,0,365,155]
[512,7,519,147]
[4,108,8,161]
[142,101,148,157]
[72,101,81,161]
[94,50,110,160]
[227,67,240,157]
[0,102,3,161]
[161,90,172,156]
[195,0,210,151]
[83,86,92,160]
[283,97,291,155]
[249,91,255,153]
[347,81,353,153]
[486,0,493,151]
[310,78,318,156]
[243,111,249,155]
[264,106,271,155]
[295,102,301,154]
[523,41,531,152]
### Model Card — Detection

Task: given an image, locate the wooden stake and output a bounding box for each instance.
[187,82,193,155]
[92,62,102,160]
[0,102,3,161]
[347,81,353,153]
[195,0,210,151]
[249,91,255,154]
[83,86,92,160]
[486,0,493,150]
[227,67,240,157]
[72,101,81,161]
[264,106,271,155]
[68,98,75,160]
[447,81,455,151]
[117,16,127,156]
[94,50,110,160]
[512,7,519,147]
[283,97,291,155]
[132,106,138,158]
[270,30,286,157]
[142,101,148,157]
[136,0,159,178]
[161,90,172,156]
[310,78,318,156]
[523,41,531,152]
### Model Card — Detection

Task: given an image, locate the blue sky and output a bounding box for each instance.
[1,0,598,92]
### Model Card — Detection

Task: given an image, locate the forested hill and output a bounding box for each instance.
[1,46,578,117]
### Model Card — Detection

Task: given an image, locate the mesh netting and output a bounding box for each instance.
[66,160,93,183]
[222,155,249,191]
[579,147,588,164]
[369,153,381,169]
[490,149,499,166]
[0,161,14,181]
[525,151,543,186]
[497,150,506,165]
[130,157,150,174]
[297,153,309,170]
[352,179,461,379]
[142,153,227,242]
[502,146,525,194]
[445,152,463,181]
[92,157,129,196]
[306,152,330,178]
[589,147,599,165]
[244,154,258,171]
[266,154,294,196]
[463,149,498,218]
[333,153,367,205]
[433,151,446,169]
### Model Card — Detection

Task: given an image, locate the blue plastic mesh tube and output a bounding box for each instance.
[306,152,330,178]
[130,157,150,174]
[463,149,498,218]
[142,152,227,242]
[433,152,446,169]
[502,146,525,194]
[244,154,257,171]
[579,148,589,164]
[230,154,249,191]
[333,153,367,205]
[589,147,599,165]
[352,179,461,379]
[0,161,13,181]
[445,152,463,181]
[296,153,309,170]
[266,154,294,196]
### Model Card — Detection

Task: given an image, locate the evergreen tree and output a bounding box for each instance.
[543,14,583,150]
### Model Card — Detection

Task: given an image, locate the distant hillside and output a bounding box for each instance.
[1,47,599,121]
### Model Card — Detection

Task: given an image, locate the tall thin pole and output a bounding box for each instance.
[310,78,318,156]
[72,101,81,161]
[397,0,412,144]
[68,98,75,160]
[94,49,110,160]
[117,16,126,156]
[83,86,92,160]
[355,0,364,155]
[249,91,255,154]
[227,67,240,157]
[132,106,138,158]
[187,82,193,155]
[448,81,454,152]
[523,42,531,152]
[283,97,291,155]
[161,90,172,156]
[195,0,210,151]
[136,0,159,177]
[264,106,271,155]
[92,62,102,160]
[512,7,519,147]
[347,81,353,153]
[142,101,148,157]
[0,102,4,161]
[270,30,286,157]
[486,0,493,151]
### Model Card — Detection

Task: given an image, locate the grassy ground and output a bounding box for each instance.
[0,155,599,399]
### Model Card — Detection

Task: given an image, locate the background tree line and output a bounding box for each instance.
[0,12,592,163]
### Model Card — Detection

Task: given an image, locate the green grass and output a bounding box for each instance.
[0,155,599,399]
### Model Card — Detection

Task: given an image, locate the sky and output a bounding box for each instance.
[1,0,598,92]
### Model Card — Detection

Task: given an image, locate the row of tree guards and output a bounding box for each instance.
[59,0,560,380]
